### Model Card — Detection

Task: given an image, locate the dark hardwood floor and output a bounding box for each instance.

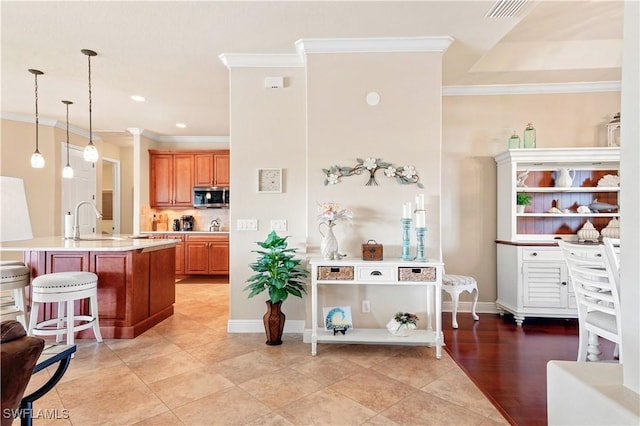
[442,312,616,426]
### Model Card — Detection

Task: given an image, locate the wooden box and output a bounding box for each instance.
[362,240,383,261]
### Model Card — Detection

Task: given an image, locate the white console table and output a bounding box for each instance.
[308,258,444,358]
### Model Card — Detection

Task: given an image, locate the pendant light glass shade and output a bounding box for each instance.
[29,69,45,168]
[82,49,99,163]
[62,100,74,179]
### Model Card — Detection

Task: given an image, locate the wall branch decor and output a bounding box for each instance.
[322,157,424,188]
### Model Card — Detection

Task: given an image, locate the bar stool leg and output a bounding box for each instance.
[90,294,103,342]
[56,301,66,343]
[27,301,40,337]
[66,301,74,346]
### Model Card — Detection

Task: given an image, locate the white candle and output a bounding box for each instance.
[416,210,426,228]
[415,194,425,211]
[402,202,412,219]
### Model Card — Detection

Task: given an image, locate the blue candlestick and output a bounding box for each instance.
[401,218,412,261]
[415,227,426,261]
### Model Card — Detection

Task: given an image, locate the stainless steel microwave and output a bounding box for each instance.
[193,186,229,208]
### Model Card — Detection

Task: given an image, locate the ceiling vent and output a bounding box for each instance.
[485,0,528,18]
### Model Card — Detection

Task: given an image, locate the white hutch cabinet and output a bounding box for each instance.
[494,148,620,325]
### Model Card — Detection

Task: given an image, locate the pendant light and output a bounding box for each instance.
[81,49,99,162]
[28,69,45,168]
[62,100,74,179]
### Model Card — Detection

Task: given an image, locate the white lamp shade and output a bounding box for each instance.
[83,144,99,162]
[63,165,74,178]
[30,152,45,168]
[0,176,34,242]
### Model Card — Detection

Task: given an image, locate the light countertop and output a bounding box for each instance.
[142,231,229,235]
[0,235,179,252]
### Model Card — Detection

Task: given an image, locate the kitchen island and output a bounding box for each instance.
[1,235,178,338]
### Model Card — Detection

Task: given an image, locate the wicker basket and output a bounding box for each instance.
[317,266,354,280]
[398,267,436,282]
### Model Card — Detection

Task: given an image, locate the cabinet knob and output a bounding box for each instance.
[596,253,602,257]
[370,271,382,276]
[531,252,538,256]
[561,281,567,286]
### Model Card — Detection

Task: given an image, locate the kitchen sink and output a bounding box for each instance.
[76,236,128,241]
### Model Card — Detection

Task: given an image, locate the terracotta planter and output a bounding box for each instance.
[263,301,285,345]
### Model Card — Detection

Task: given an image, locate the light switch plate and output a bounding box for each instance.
[270,219,287,232]
[237,219,258,231]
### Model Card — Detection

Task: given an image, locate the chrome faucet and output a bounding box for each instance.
[73,201,103,240]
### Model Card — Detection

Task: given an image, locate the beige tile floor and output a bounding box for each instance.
[20,279,508,425]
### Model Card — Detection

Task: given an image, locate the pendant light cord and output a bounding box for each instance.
[34,72,39,151]
[87,54,93,145]
[65,102,70,165]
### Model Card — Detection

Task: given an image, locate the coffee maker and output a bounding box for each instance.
[180,215,194,231]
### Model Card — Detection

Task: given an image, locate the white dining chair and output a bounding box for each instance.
[559,241,622,363]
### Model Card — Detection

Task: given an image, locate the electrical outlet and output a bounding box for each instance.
[362,300,370,313]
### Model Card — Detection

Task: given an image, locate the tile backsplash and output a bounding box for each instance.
[141,205,230,232]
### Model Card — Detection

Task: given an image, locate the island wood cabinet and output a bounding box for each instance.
[23,246,176,339]
[194,152,230,187]
[494,147,620,325]
[149,152,194,207]
[147,233,185,275]
[307,258,444,358]
[184,234,229,275]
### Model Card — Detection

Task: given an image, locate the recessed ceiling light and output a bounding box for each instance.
[176,123,187,128]
[131,95,145,102]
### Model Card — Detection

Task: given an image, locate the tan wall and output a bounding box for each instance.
[228,66,307,320]
[304,51,444,327]
[1,88,622,315]
[1,120,58,238]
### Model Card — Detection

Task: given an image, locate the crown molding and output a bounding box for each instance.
[443,81,622,96]
[1,112,97,140]
[219,53,303,69]
[295,36,454,55]
[153,135,230,144]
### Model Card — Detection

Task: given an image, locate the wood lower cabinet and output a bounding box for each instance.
[185,234,229,275]
[24,246,176,339]
[146,233,185,275]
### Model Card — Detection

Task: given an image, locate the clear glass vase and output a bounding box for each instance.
[319,222,338,260]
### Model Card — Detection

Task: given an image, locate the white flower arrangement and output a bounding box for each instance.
[322,157,423,187]
[317,202,353,225]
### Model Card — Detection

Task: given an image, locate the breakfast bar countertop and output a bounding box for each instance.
[0,235,179,252]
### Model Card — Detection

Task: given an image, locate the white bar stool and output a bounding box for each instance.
[0,264,30,328]
[28,271,103,345]
[442,273,480,329]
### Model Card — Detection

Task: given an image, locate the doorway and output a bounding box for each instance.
[101,157,121,235]
[61,144,97,235]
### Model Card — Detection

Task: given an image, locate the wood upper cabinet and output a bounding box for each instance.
[193,151,230,187]
[149,151,194,207]
[194,153,214,186]
[214,154,230,186]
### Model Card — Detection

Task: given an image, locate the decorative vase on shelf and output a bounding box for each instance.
[319,222,339,260]
[386,319,417,337]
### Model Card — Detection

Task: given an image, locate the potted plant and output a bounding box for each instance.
[516,193,532,214]
[386,312,419,337]
[244,231,309,345]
